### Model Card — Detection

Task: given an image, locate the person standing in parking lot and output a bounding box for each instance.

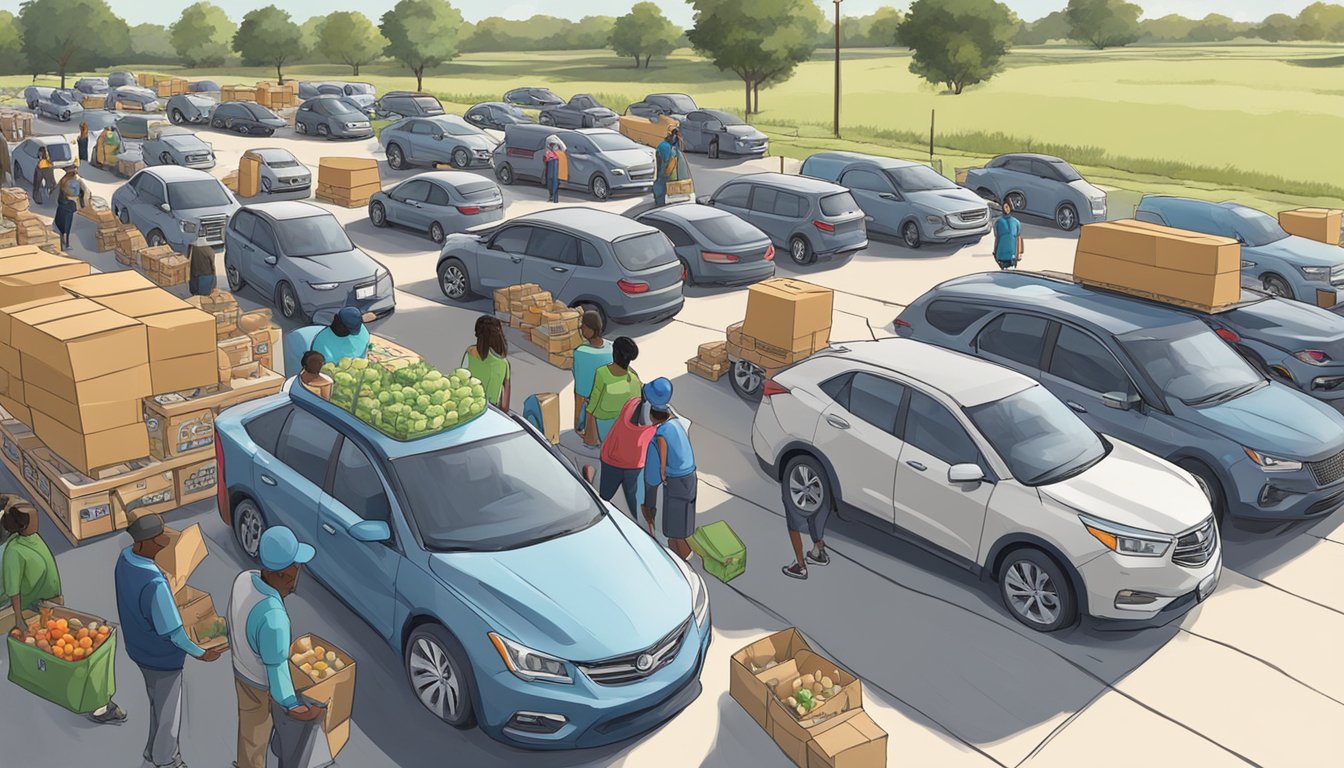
[994,199,1023,269]
[32,145,55,205]
[187,234,216,296]
[77,122,90,164]
[584,336,641,447]
[653,128,681,207]
[572,310,612,437]
[462,314,511,412]
[641,387,697,561]
[599,378,670,518]
[782,488,831,581]
[54,166,84,249]
[543,135,564,204]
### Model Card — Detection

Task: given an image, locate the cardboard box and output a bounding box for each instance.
[1280,208,1342,246]
[317,158,380,189]
[687,356,726,382]
[766,650,866,767]
[547,352,573,370]
[0,252,92,307]
[60,270,158,298]
[1080,220,1240,275]
[114,226,147,266]
[1074,250,1240,310]
[806,710,887,768]
[289,633,357,757]
[698,340,729,364]
[24,381,142,434]
[743,279,834,357]
[144,397,214,460]
[20,355,150,408]
[0,395,31,427]
[173,455,216,505]
[30,410,149,475]
[1076,221,1161,266]
[730,628,816,730]
[151,524,226,650]
[219,337,253,368]
[12,307,148,384]
[231,361,261,380]
[142,308,216,359]
[149,351,218,395]
[533,392,559,443]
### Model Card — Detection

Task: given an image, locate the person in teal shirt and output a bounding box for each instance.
[572,310,612,437]
[994,200,1023,269]
[653,128,681,207]
[309,306,373,366]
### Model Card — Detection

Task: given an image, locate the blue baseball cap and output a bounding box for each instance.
[643,377,673,408]
[337,306,363,333]
[259,526,315,571]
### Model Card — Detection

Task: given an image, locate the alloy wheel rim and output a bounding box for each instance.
[239,505,262,557]
[789,465,823,513]
[431,223,444,243]
[442,266,465,298]
[453,150,468,168]
[1005,560,1060,626]
[389,147,401,167]
[733,361,761,393]
[410,638,460,719]
[594,179,608,198]
[1264,280,1287,297]
[372,204,385,225]
[281,287,296,316]
[904,225,919,247]
[791,240,806,261]
[148,232,165,246]
[1059,208,1076,229]
[1008,193,1025,210]
[227,265,241,290]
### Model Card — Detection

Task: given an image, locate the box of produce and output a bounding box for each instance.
[288,633,356,757]
[7,603,117,713]
[323,358,487,441]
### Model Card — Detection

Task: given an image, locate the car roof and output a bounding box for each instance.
[640,202,729,223]
[929,271,1196,335]
[141,165,217,183]
[520,207,653,238]
[997,153,1065,163]
[384,91,434,98]
[409,170,491,188]
[728,172,844,195]
[807,151,917,170]
[26,135,68,146]
[818,339,1034,407]
[246,200,329,221]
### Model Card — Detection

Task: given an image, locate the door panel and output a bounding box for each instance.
[520,227,578,297]
[476,225,528,291]
[812,372,908,522]
[264,408,339,544]
[1042,323,1150,447]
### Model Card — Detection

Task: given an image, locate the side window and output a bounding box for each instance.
[244,405,292,456]
[410,121,434,135]
[331,439,391,523]
[925,300,993,335]
[904,391,981,467]
[1048,325,1131,395]
[1003,158,1031,174]
[277,409,340,489]
[713,183,750,208]
[841,169,888,193]
[1031,159,1060,180]
[393,180,430,203]
[251,219,278,255]
[820,373,853,409]
[844,372,907,434]
[230,209,256,240]
[578,240,603,268]
[526,228,579,265]
[976,313,1048,370]
[774,192,804,218]
[751,187,780,214]
[490,226,532,253]
[645,219,695,248]
[425,184,450,207]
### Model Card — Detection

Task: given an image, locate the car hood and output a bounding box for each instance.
[1064,179,1105,201]
[907,188,990,213]
[454,133,496,150]
[583,107,618,119]
[724,124,766,140]
[163,136,209,151]
[1225,299,1344,350]
[427,512,691,660]
[1184,382,1344,461]
[287,248,380,278]
[1040,440,1210,534]
[602,148,655,168]
[1249,236,1344,270]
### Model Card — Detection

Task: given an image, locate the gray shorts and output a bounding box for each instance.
[646,473,697,540]
[786,500,830,542]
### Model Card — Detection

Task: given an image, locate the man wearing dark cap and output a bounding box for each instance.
[114,513,222,768]
[308,306,376,367]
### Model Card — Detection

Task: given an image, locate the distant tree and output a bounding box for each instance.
[865,7,906,46]
[18,0,128,88]
[1066,0,1141,49]
[1297,2,1344,41]
[898,0,1017,95]
[299,16,325,61]
[318,12,386,75]
[0,11,24,75]
[688,0,821,115]
[129,23,175,61]
[233,6,306,84]
[380,0,463,92]
[569,16,617,49]
[1253,13,1301,42]
[1185,14,1252,42]
[1016,10,1072,44]
[609,2,680,68]
[1138,14,1198,42]
[170,2,234,67]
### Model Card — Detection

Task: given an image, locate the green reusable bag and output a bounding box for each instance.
[689,520,746,583]
[8,629,118,713]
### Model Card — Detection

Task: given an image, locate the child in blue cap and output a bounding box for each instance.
[641,380,696,560]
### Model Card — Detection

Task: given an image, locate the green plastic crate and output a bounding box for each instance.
[690,520,746,583]
[8,629,117,714]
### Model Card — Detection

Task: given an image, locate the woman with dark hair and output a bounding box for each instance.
[54,165,85,249]
[2,498,61,636]
[33,145,56,204]
[77,122,90,163]
[462,315,511,411]
[571,310,611,437]
[583,336,641,447]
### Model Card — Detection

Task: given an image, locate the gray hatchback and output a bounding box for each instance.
[294,96,373,140]
[634,203,775,286]
[436,207,684,326]
[700,173,867,265]
[369,171,504,244]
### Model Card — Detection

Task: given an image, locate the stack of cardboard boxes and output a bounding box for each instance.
[153,78,189,99]
[114,225,148,267]
[116,152,146,178]
[724,279,834,372]
[0,247,94,421]
[80,94,105,110]
[1,188,28,221]
[254,82,296,110]
[1279,208,1342,246]
[493,284,583,369]
[686,341,728,381]
[0,110,33,142]
[315,158,380,208]
[0,219,14,249]
[138,244,189,288]
[82,205,120,253]
[1073,220,1241,312]
[13,212,56,248]
[220,85,255,103]
[136,73,156,88]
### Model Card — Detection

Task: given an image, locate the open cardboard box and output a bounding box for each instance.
[730,627,814,729]
[766,650,866,767]
[289,632,357,757]
[153,524,227,651]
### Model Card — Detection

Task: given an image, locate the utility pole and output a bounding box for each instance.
[833,0,843,138]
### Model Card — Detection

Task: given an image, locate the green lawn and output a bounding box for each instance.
[7,43,1342,213]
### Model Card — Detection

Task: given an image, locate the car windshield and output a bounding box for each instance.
[437,120,478,137]
[275,215,353,257]
[532,89,559,100]
[967,386,1108,485]
[664,94,696,113]
[255,150,298,167]
[245,104,276,119]
[415,97,444,114]
[586,132,639,152]
[499,104,524,118]
[392,431,604,551]
[166,179,230,209]
[43,143,72,162]
[692,212,763,245]
[328,101,364,117]
[51,92,73,105]
[820,192,858,216]
[1118,321,1264,406]
[1230,207,1290,247]
[345,83,374,95]
[887,165,957,192]
[706,111,743,126]
[1049,160,1082,182]
[613,232,675,271]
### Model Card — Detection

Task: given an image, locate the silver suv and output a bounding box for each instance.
[110,166,239,253]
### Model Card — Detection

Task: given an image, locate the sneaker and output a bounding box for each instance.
[782,563,808,580]
[88,700,127,725]
[806,549,831,566]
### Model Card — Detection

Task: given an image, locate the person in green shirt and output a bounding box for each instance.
[463,314,511,412]
[583,336,641,447]
[3,498,61,634]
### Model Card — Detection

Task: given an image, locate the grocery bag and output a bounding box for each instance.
[7,612,117,714]
[689,520,746,583]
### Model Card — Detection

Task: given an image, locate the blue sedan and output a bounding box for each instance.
[215,382,710,749]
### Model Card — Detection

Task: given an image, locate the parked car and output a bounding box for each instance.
[633,203,775,286]
[753,338,1220,631]
[370,171,504,244]
[224,201,394,322]
[74,78,108,95]
[188,80,221,93]
[111,166,239,252]
[294,96,373,140]
[26,88,83,122]
[374,91,445,120]
[436,207,683,326]
[626,93,699,122]
[801,151,992,249]
[380,115,497,171]
[1135,195,1344,304]
[539,94,619,129]
[105,86,161,113]
[142,125,216,170]
[503,87,565,109]
[106,71,136,89]
[464,102,535,132]
[699,173,867,265]
[245,148,312,196]
[211,101,287,136]
[114,114,167,141]
[299,81,377,110]
[494,125,655,201]
[963,154,1105,231]
[11,136,77,188]
[215,380,710,749]
[677,110,767,159]
[896,270,1344,525]
[166,94,215,125]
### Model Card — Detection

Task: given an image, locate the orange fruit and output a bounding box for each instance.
[54,619,67,632]
[73,647,86,659]
[61,633,74,645]
[79,637,92,649]
[46,621,57,633]
[97,625,110,635]
[76,628,89,640]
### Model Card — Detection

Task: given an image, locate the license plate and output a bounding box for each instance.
[356,286,374,300]
[1198,571,1219,601]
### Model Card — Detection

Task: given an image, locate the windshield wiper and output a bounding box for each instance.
[1186,381,1262,407]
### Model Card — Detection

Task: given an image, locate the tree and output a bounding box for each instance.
[129,23,175,61]
[1017,11,1072,44]
[688,0,821,115]
[299,16,325,61]
[170,2,233,67]
[233,6,305,84]
[1298,2,1344,41]
[1253,13,1300,42]
[18,0,128,88]
[317,12,386,75]
[609,2,680,68]
[1138,14,1197,42]
[380,0,462,92]
[898,0,1017,95]
[865,7,905,46]
[570,15,617,48]
[1185,14,1251,42]
[0,11,25,75]
[1066,0,1141,49]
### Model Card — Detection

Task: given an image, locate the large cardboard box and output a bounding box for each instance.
[289,633,357,757]
[24,381,143,434]
[60,270,158,299]
[31,411,150,475]
[731,628,815,729]
[317,158,380,189]
[766,650,866,767]
[173,454,217,506]
[743,279,834,357]
[1279,208,1342,246]
[805,711,888,768]
[152,524,227,650]
[1074,250,1240,310]
[1076,220,1162,266]
[0,252,92,307]
[21,355,150,409]
[12,305,148,384]
[533,392,559,443]
[239,154,262,198]
[144,395,215,460]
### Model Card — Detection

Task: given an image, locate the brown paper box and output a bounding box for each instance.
[289,632,357,758]
[1153,232,1240,275]
[150,352,219,396]
[142,309,215,360]
[0,395,31,427]
[743,279,834,353]
[1279,208,1342,246]
[20,355,151,406]
[31,411,150,474]
[317,158,380,189]
[24,382,143,433]
[0,342,20,377]
[12,307,148,382]
[687,357,726,382]
[219,337,254,367]
[730,628,815,729]
[111,469,176,528]
[90,289,193,319]
[547,352,573,370]
[806,710,887,768]
[60,270,158,299]
[698,341,728,363]
[145,397,214,460]
[173,455,217,505]
[154,524,207,594]
[534,392,559,444]
[1076,221,1161,266]
[0,295,75,345]
[0,254,92,307]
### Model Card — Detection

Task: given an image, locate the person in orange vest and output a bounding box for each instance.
[543,135,564,203]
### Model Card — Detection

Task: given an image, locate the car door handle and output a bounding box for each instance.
[906,460,927,472]
[321,523,338,535]
[825,415,850,430]
[1066,401,1087,414]
[510,256,523,264]
[551,266,568,273]
[260,474,277,486]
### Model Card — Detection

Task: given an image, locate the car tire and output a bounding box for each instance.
[679,257,694,286]
[146,229,167,247]
[295,121,307,135]
[782,454,832,522]
[211,117,224,129]
[369,200,388,227]
[590,174,610,201]
[26,101,37,110]
[788,235,815,266]
[998,548,1077,633]
[901,221,922,249]
[237,123,250,136]
[450,148,469,169]
[170,109,185,125]
[160,151,174,166]
[1178,459,1228,525]
[437,258,472,301]
[60,111,70,122]
[1055,203,1079,231]
[263,129,275,137]
[404,623,477,728]
[429,221,446,245]
[117,207,130,224]
[276,281,305,322]
[1260,273,1294,301]
[495,163,514,185]
[1005,191,1026,213]
[316,124,330,139]
[539,113,554,126]
[226,261,245,292]
[730,359,765,401]
[708,141,720,160]
[386,143,406,171]
[232,497,266,561]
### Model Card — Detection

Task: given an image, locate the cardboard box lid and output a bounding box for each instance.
[807,710,887,766]
[16,308,148,380]
[0,245,45,261]
[0,252,82,278]
[60,270,158,298]
[155,523,207,594]
[142,308,215,359]
[11,296,102,327]
[94,289,193,318]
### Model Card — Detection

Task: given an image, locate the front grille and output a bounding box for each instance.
[1172,517,1217,568]
[955,209,988,224]
[1308,449,1344,486]
[199,214,227,243]
[186,154,210,165]
[628,164,655,181]
[578,619,689,686]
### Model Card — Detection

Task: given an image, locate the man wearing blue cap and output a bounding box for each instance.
[641,382,697,560]
[308,307,376,367]
[597,378,671,517]
[227,526,328,768]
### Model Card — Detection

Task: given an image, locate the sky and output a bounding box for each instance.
[0,0,1319,27]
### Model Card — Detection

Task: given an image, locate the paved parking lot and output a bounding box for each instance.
[3,114,1342,766]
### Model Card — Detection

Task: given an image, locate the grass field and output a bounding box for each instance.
[6,44,1341,213]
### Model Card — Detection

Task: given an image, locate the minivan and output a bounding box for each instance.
[493,124,655,201]
[700,173,867,265]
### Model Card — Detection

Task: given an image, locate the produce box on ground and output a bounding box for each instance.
[1279,208,1342,246]
[1074,219,1241,312]
[13,212,53,246]
[114,225,147,267]
[689,520,745,582]
[7,602,117,713]
[323,358,488,441]
[289,633,356,757]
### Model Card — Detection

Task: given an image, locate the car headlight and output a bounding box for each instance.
[488,632,573,684]
[925,215,943,225]
[1079,513,1172,558]
[671,552,709,628]
[1243,447,1303,472]
[611,168,626,176]
[344,122,360,129]
[1241,260,1256,270]
[308,282,339,290]
[1299,265,1331,280]
[180,221,197,234]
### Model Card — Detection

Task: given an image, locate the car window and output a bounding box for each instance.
[643,218,695,247]
[244,405,291,456]
[713,183,750,208]
[230,209,256,240]
[394,179,430,203]
[841,169,889,193]
[425,184,451,206]
[167,179,231,209]
[578,240,602,268]
[750,187,779,214]
[1003,158,1032,174]
[977,313,1049,369]
[133,174,165,204]
[251,219,278,254]
[277,408,339,489]
[843,372,906,433]
[612,232,675,271]
[572,96,594,109]
[925,300,993,335]
[409,121,435,135]
[1048,325,1132,394]
[775,192,805,218]
[820,192,859,217]
[331,439,391,523]
[905,391,980,466]
[526,228,579,265]
[491,226,532,253]
[1031,159,1061,181]
[276,215,353,258]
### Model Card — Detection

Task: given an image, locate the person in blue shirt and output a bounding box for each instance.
[993,199,1023,269]
[114,513,222,768]
[227,525,328,768]
[640,381,698,560]
[653,128,681,208]
[308,306,375,367]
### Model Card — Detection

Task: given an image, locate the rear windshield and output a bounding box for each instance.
[695,213,763,246]
[612,232,676,271]
[276,215,354,257]
[415,97,444,114]
[44,143,72,162]
[166,179,229,209]
[458,181,499,201]
[820,192,858,217]
[664,94,696,113]
[328,101,364,117]
[255,149,298,167]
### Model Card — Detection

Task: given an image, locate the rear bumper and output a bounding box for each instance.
[699,260,775,286]
[818,238,868,259]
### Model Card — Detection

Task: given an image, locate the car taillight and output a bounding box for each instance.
[1215,328,1240,343]
[701,251,739,264]
[764,244,775,261]
[893,318,913,335]
[456,206,481,215]
[617,279,649,294]
[215,438,229,525]
[812,220,835,233]
[762,378,789,398]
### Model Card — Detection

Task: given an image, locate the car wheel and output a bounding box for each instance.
[295,121,308,135]
[708,140,720,160]
[437,258,472,300]
[730,359,765,401]
[788,235,814,266]
[495,163,514,185]
[783,454,831,520]
[590,174,610,201]
[901,221,922,249]
[276,281,305,322]
[260,177,272,194]
[539,113,554,126]
[226,261,245,292]
[60,111,70,122]
[1178,459,1228,525]
[232,497,266,561]
[237,123,249,135]
[1005,191,1026,213]
[170,109,185,125]
[1260,274,1295,301]
[117,207,130,224]
[450,148,470,169]
[316,124,330,138]
[679,257,694,286]
[369,200,388,227]
[146,229,167,247]
[211,117,224,129]
[429,221,446,245]
[1055,203,1079,231]
[405,623,477,728]
[998,548,1077,632]
[263,129,275,137]
[160,151,175,166]
[386,143,405,171]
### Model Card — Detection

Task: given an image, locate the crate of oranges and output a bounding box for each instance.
[6,602,117,713]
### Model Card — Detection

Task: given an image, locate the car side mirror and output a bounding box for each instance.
[433,133,443,140]
[948,464,985,484]
[879,192,897,201]
[582,465,596,484]
[1103,391,1140,411]
[159,202,170,213]
[349,520,391,543]
[263,255,278,266]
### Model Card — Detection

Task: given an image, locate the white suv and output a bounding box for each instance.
[751,339,1221,632]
